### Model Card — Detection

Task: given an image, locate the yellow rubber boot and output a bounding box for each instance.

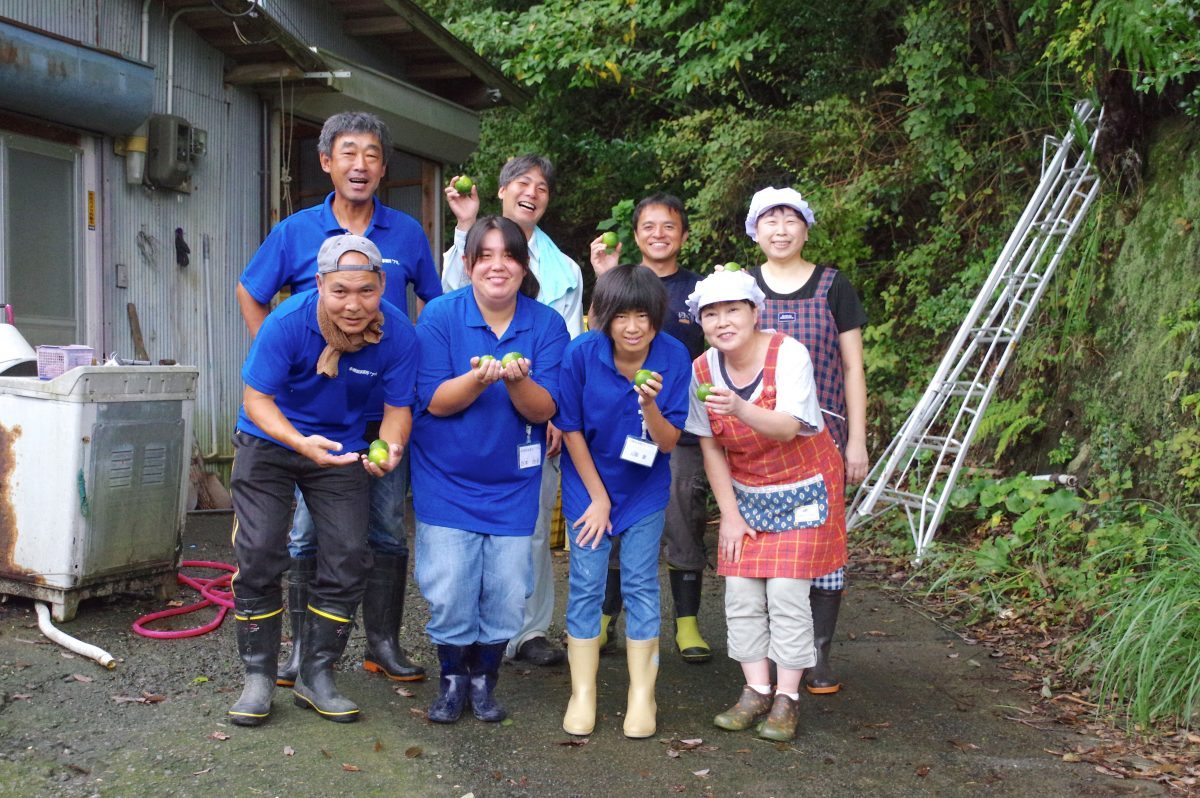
[598,614,614,650]
[623,637,659,738]
[563,635,601,735]
[674,616,711,663]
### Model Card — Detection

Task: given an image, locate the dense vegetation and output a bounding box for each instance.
[418,0,1200,731]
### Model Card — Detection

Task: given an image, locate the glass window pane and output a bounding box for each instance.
[5,146,76,345]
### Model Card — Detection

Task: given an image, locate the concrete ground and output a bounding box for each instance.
[0,511,1165,798]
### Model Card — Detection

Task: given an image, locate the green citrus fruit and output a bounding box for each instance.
[501,351,524,367]
[454,176,474,194]
[367,439,389,466]
[723,262,742,272]
[601,231,620,250]
[633,369,656,386]
[477,354,495,366]
[696,382,714,401]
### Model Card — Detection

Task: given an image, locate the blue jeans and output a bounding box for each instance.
[566,510,664,641]
[288,450,409,558]
[413,521,532,646]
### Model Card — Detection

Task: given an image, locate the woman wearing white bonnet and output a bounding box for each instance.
[743,186,869,697]
[682,268,847,741]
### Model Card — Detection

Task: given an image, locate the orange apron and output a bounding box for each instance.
[696,333,847,579]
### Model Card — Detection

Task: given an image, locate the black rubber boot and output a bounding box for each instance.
[599,566,623,653]
[276,557,314,687]
[228,596,283,727]
[804,587,843,695]
[292,603,360,722]
[362,554,426,682]
[467,642,508,722]
[428,644,469,724]
[669,567,712,663]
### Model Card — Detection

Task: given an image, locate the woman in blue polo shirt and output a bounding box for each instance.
[410,216,569,725]
[557,264,691,739]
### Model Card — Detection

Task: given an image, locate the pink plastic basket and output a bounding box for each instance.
[36,345,94,380]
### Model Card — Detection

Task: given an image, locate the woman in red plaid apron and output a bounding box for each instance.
[744,187,869,695]
[684,269,846,741]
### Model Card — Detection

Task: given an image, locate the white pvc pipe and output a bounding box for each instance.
[35,602,116,670]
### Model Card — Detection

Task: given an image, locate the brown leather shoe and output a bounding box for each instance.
[713,686,773,731]
[757,693,799,741]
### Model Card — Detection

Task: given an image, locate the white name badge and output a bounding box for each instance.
[518,443,542,470]
[620,435,658,467]
[794,502,822,525]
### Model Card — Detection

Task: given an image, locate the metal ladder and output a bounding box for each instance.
[848,99,1103,562]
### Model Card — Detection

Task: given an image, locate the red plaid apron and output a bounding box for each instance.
[759,267,847,450]
[696,333,847,579]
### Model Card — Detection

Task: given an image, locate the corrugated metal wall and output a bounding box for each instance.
[6,1,262,470]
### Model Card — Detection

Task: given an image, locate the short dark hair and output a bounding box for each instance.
[318,112,392,164]
[498,155,556,195]
[632,193,689,232]
[590,264,668,337]
[464,216,540,299]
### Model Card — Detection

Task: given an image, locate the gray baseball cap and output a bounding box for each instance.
[317,234,383,274]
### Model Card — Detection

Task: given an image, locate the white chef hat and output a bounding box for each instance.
[744,187,815,241]
[686,269,766,321]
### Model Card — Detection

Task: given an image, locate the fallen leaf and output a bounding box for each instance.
[916,765,931,777]
[394,686,415,698]
[141,692,166,703]
[404,746,423,759]
[167,600,184,607]
[192,767,213,776]
[862,721,892,729]
[68,673,93,683]
[408,707,426,718]
[283,746,295,757]
[500,718,514,726]
[735,748,751,754]
[60,651,76,659]
[320,748,332,758]
[692,768,710,777]
[374,739,384,753]
[1062,753,1081,763]
[670,786,686,793]
[865,630,892,637]
[341,763,360,772]
[13,661,31,669]
[558,739,588,747]
[967,659,981,668]
[667,749,680,758]
[948,652,960,659]
[192,676,209,685]
[11,694,32,701]
[207,731,230,741]
[948,740,979,751]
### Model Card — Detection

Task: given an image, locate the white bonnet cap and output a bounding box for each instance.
[686,269,766,321]
[744,187,815,241]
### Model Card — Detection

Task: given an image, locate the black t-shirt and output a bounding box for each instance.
[750,264,868,333]
[659,268,705,360]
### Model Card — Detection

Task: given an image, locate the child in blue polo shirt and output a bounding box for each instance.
[556,264,691,739]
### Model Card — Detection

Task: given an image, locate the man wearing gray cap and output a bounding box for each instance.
[238,112,436,689]
[228,234,418,726]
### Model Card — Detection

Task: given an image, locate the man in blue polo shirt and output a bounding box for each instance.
[228,234,417,727]
[237,111,438,687]
[589,193,712,664]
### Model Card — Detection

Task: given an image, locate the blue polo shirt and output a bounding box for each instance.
[410,287,570,536]
[555,330,691,535]
[237,290,418,452]
[239,192,442,308]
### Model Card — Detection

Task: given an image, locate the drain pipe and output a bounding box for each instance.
[35,603,116,670]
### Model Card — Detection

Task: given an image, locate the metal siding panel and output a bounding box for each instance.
[100,10,260,468]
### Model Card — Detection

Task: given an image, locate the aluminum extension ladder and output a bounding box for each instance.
[848,99,1103,562]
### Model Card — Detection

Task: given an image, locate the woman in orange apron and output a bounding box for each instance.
[684,269,846,741]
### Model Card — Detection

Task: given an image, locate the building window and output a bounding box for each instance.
[0,132,83,346]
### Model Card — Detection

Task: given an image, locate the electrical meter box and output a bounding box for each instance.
[0,366,198,620]
[146,113,206,192]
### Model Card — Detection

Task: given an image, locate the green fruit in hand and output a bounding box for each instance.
[477,354,495,366]
[723,262,742,272]
[696,382,715,401]
[454,176,474,194]
[368,439,389,466]
[633,369,656,386]
[601,231,620,251]
[501,351,524,367]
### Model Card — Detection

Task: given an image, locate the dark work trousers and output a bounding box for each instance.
[230,430,372,610]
